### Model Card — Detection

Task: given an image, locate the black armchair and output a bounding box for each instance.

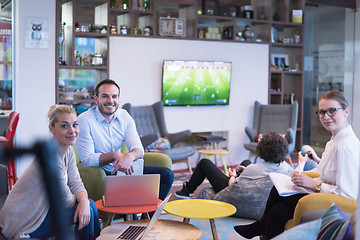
[123,101,196,173]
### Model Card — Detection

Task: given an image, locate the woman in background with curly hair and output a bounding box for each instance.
[175,132,294,199]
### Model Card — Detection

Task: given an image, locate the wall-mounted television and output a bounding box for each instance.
[162,60,232,106]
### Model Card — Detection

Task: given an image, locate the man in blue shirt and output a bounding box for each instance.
[76,79,174,200]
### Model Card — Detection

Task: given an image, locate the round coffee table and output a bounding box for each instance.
[164,199,236,240]
[95,199,162,227]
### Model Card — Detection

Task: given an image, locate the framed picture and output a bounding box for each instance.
[271,54,289,67]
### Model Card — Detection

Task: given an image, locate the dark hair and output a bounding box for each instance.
[256,132,288,164]
[319,90,348,109]
[95,79,120,97]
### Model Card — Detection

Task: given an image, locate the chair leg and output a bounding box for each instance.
[186,158,193,175]
[248,152,258,163]
[286,154,294,167]
[7,159,17,190]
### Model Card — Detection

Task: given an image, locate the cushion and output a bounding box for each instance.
[145,137,171,152]
[198,176,274,220]
[272,219,322,240]
[317,203,351,240]
[159,146,196,161]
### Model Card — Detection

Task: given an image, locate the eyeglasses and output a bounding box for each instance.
[316,107,344,118]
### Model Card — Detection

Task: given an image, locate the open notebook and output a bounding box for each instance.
[97,194,171,240]
[269,172,314,197]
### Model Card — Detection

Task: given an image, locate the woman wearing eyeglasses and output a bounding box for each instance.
[234,90,360,239]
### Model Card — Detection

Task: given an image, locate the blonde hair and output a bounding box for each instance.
[48,104,75,127]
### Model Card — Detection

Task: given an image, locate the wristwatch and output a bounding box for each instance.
[314,182,322,192]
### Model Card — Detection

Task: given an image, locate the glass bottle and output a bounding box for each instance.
[122,0,131,9]
[59,22,66,65]
[143,0,151,11]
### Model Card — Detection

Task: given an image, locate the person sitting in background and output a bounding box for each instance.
[76,79,174,201]
[175,132,294,199]
[0,105,100,239]
[300,144,322,171]
[234,90,360,239]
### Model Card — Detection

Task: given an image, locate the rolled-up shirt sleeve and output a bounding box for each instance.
[76,113,102,167]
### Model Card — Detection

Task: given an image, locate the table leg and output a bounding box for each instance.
[197,153,202,164]
[183,218,190,223]
[125,214,133,221]
[209,219,218,240]
[104,213,115,228]
[220,155,229,176]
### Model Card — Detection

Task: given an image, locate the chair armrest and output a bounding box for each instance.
[287,193,357,229]
[167,130,192,146]
[0,164,8,195]
[245,127,257,142]
[140,133,159,148]
[302,171,320,178]
[286,127,296,144]
[77,163,106,201]
[143,152,172,170]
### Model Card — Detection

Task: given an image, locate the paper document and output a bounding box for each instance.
[269,172,314,197]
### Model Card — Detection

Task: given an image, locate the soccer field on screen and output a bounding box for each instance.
[162,66,231,106]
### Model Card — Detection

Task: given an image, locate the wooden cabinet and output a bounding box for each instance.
[56,0,305,149]
[56,0,109,112]
[268,0,305,150]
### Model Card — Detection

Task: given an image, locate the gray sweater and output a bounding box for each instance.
[0,147,87,239]
[239,161,293,180]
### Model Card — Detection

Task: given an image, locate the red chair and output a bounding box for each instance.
[0,111,20,189]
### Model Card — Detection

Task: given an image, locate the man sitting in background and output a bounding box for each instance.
[76,79,174,201]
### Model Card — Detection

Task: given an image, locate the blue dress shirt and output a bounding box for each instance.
[76,106,144,173]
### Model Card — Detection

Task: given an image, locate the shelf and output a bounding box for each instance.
[270,70,303,75]
[58,65,107,70]
[109,8,155,16]
[271,43,303,48]
[58,99,94,104]
[271,21,303,27]
[74,32,108,38]
[56,0,305,149]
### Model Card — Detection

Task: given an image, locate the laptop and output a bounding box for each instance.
[97,194,171,240]
[102,174,160,207]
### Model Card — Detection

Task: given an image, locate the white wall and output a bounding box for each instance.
[13,1,269,173]
[14,0,56,175]
[109,37,269,169]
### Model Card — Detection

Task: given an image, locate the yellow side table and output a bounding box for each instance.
[197,149,229,176]
[164,199,236,240]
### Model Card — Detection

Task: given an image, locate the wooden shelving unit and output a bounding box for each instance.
[56,0,305,149]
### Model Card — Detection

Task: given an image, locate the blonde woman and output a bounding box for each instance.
[0,105,100,239]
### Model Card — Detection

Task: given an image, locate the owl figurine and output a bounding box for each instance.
[31,23,42,41]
